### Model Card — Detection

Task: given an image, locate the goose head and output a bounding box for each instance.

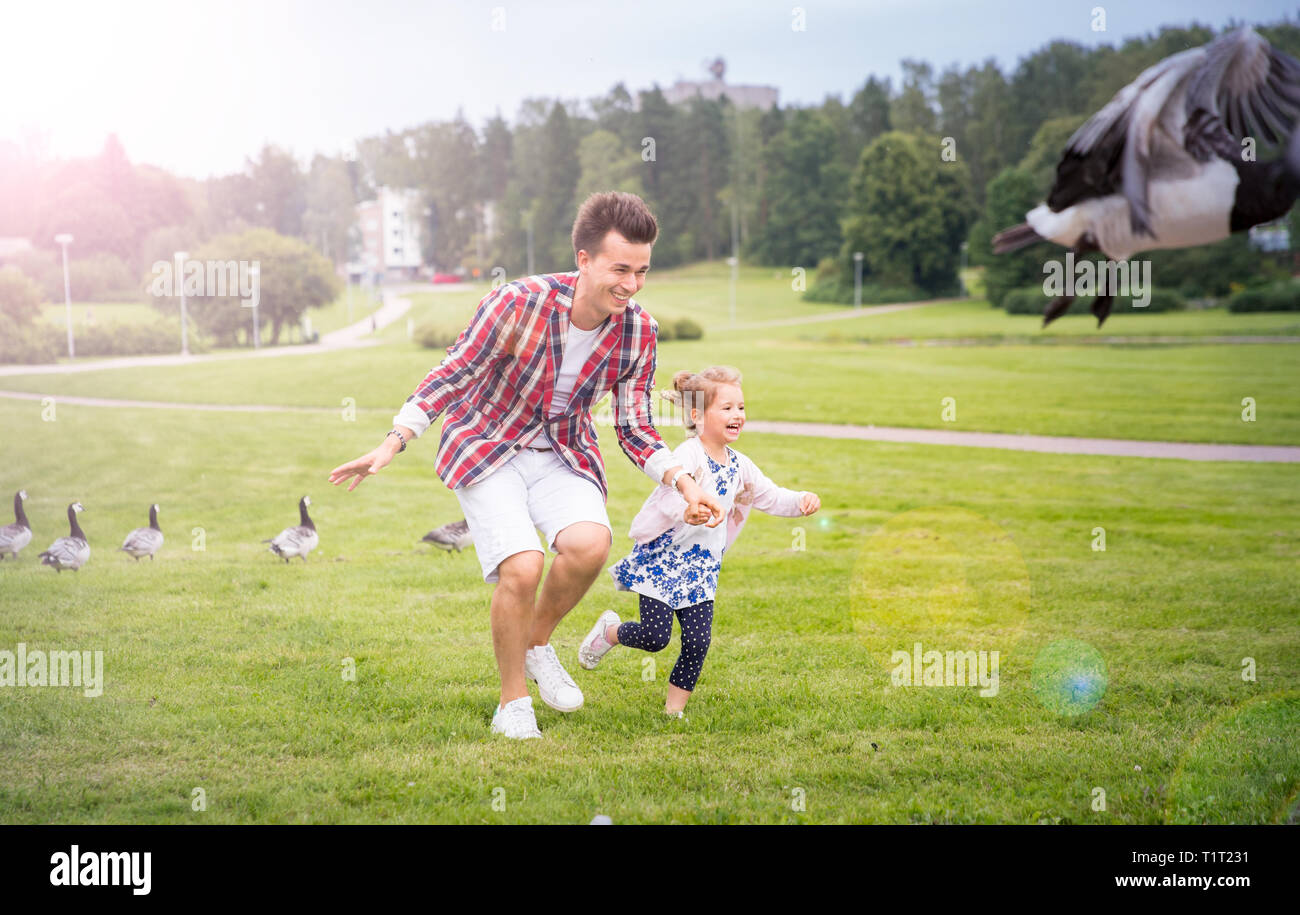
[71,502,84,514]
[18,490,27,501]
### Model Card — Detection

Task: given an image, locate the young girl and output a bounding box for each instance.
[578,365,821,716]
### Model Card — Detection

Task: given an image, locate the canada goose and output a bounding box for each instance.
[120,503,163,561]
[39,502,90,572]
[422,519,473,554]
[0,490,32,560]
[994,27,1300,326]
[264,495,318,562]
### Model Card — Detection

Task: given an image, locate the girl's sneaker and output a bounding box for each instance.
[490,696,542,739]
[578,610,621,669]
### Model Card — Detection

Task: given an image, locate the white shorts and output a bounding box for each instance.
[453,445,613,583]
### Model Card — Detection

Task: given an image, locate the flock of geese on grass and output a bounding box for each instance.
[0,490,475,571]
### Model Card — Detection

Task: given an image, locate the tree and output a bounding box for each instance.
[174,228,339,346]
[574,129,644,203]
[748,109,847,268]
[303,154,357,265]
[890,60,937,134]
[246,145,307,238]
[976,167,1043,306]
[842,130,974,294]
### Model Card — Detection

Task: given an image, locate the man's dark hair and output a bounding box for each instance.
[571,192,659,265]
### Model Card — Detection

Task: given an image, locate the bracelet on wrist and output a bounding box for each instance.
[387,429,408,453]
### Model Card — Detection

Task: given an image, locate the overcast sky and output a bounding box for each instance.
[1,0,1292,179]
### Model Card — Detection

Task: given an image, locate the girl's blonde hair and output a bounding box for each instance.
[660,365,743,437]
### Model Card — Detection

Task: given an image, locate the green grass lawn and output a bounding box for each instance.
[0,398,1295,823]
[3,334,1296,445]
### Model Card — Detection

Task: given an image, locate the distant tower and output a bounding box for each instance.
[708,57,725,81]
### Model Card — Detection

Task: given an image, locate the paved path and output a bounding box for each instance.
[744,420,1300,463]
[2,388,1295,462]
[0,289,415,377]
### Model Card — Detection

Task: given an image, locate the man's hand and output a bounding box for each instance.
[329,434,404,492]
[678,476,723,528]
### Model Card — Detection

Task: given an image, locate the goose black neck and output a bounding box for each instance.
[149,505,161,531]
[299,500,315,531]
[13,493,27,528]
[1230,158,1300,232]
[67,505,85,541]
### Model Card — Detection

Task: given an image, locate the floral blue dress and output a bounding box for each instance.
[609,446,741,610]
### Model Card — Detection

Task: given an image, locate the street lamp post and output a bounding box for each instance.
[249,264,261,349]
[54,234,74,358]
[175,251,190,356]
[853,251,864,309]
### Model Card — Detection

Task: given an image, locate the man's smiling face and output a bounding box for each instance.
[575,229,651,323]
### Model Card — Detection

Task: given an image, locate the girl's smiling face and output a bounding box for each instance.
[691,383,745,445]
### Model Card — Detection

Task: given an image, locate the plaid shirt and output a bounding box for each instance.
[393,272,676,501]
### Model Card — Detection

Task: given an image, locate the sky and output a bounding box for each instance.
[0,0,1294,179]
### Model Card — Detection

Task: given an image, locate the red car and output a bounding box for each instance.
[431,273,462,284]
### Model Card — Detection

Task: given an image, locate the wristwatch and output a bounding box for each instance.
[669,468,689,491]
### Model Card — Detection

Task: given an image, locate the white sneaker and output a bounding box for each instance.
[579,610,621,670]
[524,644,584,712]
[491,696,542,739]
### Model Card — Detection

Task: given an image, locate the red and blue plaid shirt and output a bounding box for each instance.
[393,272,677,501]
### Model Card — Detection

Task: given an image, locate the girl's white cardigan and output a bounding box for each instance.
[626,436,807,553]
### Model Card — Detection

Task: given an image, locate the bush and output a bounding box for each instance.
[0,314,62,364]
[1002,285,1187,316]
[417,324,461,350]
[655,320,676,342]
[673,317,703,340]
[0,266,43,324]
[1228,280,1300,312]
[71,321,203,357]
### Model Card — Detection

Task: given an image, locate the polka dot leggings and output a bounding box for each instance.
[616,593,714,691]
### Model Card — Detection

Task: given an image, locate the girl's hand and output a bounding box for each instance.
[799,492,821,515]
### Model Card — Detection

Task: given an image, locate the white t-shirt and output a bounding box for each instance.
[543,319,605,447]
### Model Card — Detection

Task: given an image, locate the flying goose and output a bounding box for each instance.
[264,495,318,562]
[120,503,164,560]
[0,490,32,560]
[994,27,1300,326]
[422,519,473,554]
[39,502,90,572]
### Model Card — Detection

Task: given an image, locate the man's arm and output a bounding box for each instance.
[613,329,723,526]
[391,284,518,438]
[612,330,677,484]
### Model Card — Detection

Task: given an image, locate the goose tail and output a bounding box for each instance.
[992,222,1043,255]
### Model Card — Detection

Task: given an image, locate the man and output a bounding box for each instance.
[328,191,723,739]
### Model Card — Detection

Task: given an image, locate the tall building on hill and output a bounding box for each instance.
[659,57,778,110]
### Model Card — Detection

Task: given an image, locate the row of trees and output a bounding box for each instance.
[2,17,1299,316]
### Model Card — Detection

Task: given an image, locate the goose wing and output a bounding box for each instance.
[423,519,471,548]
[0,522,32,552]
[270,525,317,556]
[1183,28,1300,160]
[42,537,88,567]
[121,527,163,555]
[1047,45,1205,231]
